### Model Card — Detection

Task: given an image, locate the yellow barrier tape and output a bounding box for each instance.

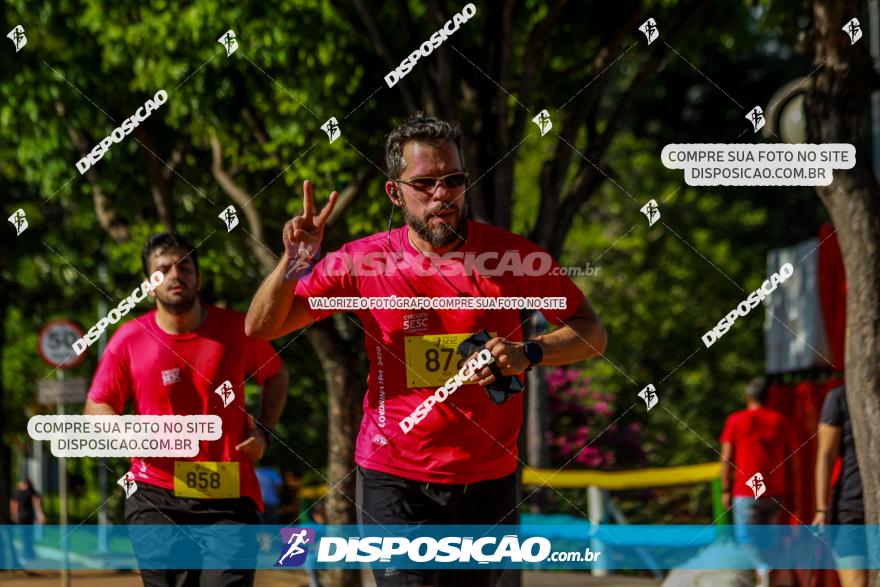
[297,463,721,498]
[522,463,721,490]
[300,485,328,500]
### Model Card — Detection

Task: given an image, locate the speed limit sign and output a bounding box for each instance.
[38,319,86,369]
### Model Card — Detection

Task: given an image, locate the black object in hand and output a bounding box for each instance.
[457,330,524,405]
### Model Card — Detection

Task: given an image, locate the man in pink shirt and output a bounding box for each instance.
[84,232,288,587]
[247,113,607,586]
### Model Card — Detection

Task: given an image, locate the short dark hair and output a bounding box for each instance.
[385,112,465,179]
[745,377,768,404]
[141,232,199,277]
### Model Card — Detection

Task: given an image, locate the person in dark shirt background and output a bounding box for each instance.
[813,385,867,587]
[9,478,46,561]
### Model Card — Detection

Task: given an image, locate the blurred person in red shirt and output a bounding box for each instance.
[720,377,795,587]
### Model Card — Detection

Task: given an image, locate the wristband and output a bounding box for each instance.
[256,421,274,446]
[816,508,827,513]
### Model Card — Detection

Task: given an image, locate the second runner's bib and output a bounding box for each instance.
[173,461,240,499]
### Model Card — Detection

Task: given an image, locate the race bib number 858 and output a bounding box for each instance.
[173,461,239,499]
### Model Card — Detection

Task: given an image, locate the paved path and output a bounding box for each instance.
[1,569,663,586]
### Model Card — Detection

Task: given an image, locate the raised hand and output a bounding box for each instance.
[283,180,338,257]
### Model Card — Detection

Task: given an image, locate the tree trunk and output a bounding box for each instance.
[0,246,13,524]
[211,153,364,585]
[305,321,361,587]
[806,3,880,585]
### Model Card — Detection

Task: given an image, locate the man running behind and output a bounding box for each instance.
[85,232,288,587]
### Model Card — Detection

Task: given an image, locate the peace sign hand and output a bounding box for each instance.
[283,180,338,256]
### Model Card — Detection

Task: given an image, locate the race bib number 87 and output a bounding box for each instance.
[173,461,240,499]
[403,332,495,388]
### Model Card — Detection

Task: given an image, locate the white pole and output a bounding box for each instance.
[587,485,607,577]
[58,370,70,587]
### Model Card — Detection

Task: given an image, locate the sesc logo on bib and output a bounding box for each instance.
[276,527,315,567]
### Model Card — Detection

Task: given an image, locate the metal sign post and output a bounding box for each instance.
[58,373,69,587]
[37,320,85,587]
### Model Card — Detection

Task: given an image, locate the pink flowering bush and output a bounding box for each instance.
[546,368,662,469]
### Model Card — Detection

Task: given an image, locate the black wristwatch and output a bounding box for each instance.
[523,340,544,371]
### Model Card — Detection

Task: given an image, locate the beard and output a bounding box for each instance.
[402,200,467,249]
[155,285,198,315]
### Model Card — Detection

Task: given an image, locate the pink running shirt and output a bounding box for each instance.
[296,220,586,484]
[87,306,282,510]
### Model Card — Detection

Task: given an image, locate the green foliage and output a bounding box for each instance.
[1,0,829,526]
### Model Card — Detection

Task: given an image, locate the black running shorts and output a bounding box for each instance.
[356,466,519,587]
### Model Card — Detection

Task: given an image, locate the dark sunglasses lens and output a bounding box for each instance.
[443,173,467,188]
[412,178,436,189]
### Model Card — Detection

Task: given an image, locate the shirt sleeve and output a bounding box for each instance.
[515,241,586,325]
[720,414,735,444]
[87,346,132,414]
[820,386,845,427]
[244,336,282,385]
[294,244,359,321]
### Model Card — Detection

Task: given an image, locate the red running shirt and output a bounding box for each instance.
[296,220,587,484]
[720,407,795,498]
[87,306,282,510]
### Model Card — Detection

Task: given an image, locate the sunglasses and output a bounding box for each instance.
[395,171,469,191]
